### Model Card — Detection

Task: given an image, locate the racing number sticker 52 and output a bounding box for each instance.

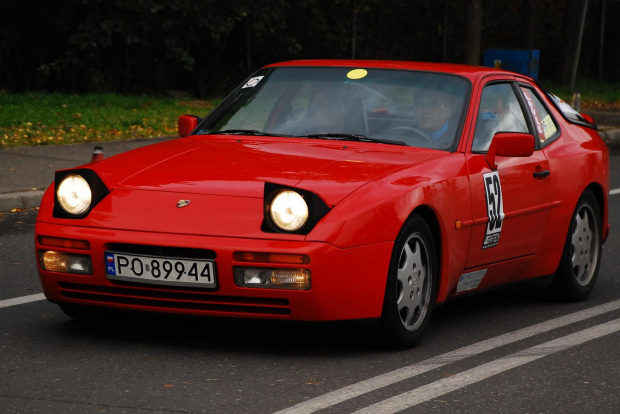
[483,171,504,249]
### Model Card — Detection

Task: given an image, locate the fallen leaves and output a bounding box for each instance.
[0,94,218,148]
[0,120,175,147]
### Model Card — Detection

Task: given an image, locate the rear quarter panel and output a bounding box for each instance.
[531,117,609,277]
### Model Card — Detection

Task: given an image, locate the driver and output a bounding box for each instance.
[414,87,454,147]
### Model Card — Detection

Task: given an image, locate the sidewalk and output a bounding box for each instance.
[1,130,619,213]
[0,136,173,212]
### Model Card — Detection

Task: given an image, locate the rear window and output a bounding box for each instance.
[548,93,596,129]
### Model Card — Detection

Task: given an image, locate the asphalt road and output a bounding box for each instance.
[1,149,619,414]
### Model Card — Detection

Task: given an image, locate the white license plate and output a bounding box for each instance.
[105,252,216,288]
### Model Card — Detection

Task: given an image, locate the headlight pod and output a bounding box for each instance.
[56,174,92,215]
[270,190,309,232]
[263,183,331,235]
[53,169,110,219]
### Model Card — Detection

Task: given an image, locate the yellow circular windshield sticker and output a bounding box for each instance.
[347,69,368,80]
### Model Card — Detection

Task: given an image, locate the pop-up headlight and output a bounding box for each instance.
[53,169,110,218]
[262,183,331,235]
[57,174,92,215]
[270,190,309,232]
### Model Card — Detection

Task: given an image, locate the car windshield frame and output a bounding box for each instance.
[196,66,472,151]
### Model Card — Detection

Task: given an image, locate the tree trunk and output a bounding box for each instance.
[522,0,537,49]
[463,0,483,66]
[558,0,587,84]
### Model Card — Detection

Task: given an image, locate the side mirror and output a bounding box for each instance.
[177,115,201,137]
[485,132,535,170]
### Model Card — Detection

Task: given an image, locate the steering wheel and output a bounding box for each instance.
[386,126,434,147]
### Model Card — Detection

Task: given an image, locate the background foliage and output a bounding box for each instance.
[2,0,619,98]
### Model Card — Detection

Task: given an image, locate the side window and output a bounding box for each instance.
[520,87,560,145]
[472,83,528,153]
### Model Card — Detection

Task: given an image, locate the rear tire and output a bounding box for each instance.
[549,190,602,301]
[378,215,438,349]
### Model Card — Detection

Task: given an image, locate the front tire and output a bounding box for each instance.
[378,215,438,348]
[550,190,602,301]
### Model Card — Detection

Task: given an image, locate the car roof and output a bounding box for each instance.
[264,59,528,82]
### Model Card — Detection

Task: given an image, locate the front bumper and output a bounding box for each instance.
[35,221,393,321]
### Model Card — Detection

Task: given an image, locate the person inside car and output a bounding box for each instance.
[413,86,455,147]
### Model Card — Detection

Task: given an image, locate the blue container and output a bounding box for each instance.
[483,49,540,79]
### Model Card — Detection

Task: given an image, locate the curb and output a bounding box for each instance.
[600,129,620,146]
[0,190,46,212]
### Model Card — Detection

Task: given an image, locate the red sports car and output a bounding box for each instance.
[35,60,610,348]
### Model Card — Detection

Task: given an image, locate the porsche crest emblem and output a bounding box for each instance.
[176,200,191,208]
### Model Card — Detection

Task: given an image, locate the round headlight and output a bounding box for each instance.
[57,174,92,215]
[270,190,309,232]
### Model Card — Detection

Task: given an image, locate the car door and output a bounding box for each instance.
[464,81,557,271]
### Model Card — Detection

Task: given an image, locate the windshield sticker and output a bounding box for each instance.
[541,115,557,141]
[242,76,264,88]
[457,269,487,293]
[347,69,368,80]
[483,171,504,249]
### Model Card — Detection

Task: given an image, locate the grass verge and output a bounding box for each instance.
[0,93,218,148]
[546,79,620,111]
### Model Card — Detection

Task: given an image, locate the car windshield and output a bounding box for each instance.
[197,67,470,151]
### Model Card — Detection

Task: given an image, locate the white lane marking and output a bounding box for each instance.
[0,293,46,309]
[274,299,620,414]
[355,318,620,414]
[610,188,620,196]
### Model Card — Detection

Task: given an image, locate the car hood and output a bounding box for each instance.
[91,136,446,206]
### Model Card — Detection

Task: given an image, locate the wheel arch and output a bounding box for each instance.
[546,183,604,301]
[407,205,444,304]
[584,182,608,242]
[378,206,442,348]
[585,182,605,216]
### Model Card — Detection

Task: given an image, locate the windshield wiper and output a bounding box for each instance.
[301,133,406,146]
[207,130,407,146]
[206,129,289,137]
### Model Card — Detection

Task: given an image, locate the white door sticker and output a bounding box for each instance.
[482,171,504,249]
